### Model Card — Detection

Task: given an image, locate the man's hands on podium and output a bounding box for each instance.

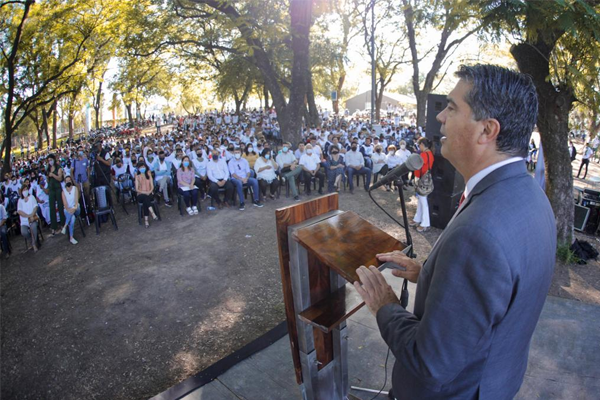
[354,251,422,316]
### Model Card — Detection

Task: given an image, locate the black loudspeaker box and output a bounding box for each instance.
[431,156,465,196]
[429,192,462,230]
[425,94,447,155]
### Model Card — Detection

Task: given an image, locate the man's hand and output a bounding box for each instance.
[354,266,399,316]
[377,250,422,283]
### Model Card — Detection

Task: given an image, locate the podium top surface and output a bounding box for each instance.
[293,211,405,283]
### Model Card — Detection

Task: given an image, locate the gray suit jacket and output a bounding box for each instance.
[377,161,556,399]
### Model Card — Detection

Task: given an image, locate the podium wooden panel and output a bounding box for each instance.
[293,211,405,283]
[276,194,407,399]
[275,194,339,384]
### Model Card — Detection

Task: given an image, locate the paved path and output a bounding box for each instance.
[181,293,600,400]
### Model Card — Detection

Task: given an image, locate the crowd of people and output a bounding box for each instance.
[0,108,435,259]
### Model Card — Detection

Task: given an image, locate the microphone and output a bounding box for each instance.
[369,153,424,191]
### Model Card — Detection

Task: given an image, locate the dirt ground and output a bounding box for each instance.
[2,150,600,399]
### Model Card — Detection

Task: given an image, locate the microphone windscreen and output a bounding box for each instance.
[405,153,424,171]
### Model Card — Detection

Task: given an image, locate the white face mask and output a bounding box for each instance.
[400,145,406,150]
[23,189,29,197]
[234,153,241,159]
[306,150,313,155]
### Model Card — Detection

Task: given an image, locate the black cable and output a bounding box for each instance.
[368,189,405,229]
[368,189,410,307]
[368,347,391,400]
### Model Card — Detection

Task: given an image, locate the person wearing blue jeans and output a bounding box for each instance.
[0,203,10,258]
[228,148,263,211]
[345,143,372,193]
[61,176,80,245]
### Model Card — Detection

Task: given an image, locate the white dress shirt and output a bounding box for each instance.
[207,160,230,183]
[345,150,364,168]
[299,153,320,171]
[464,157,523,199]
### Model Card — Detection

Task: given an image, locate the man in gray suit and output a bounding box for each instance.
[355,64,556,400]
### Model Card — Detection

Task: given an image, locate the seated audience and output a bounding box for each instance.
[206,150,235,210]
[135,161,159,227]
[60,175,80,245]
[326,146,345,193]
[254,149,281,200]
[17,185,39,252]
[229,148,262,210]
[177,156,200,215]
[299,144,324,195]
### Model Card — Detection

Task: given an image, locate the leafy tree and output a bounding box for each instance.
[401,0,485,127]
[356,0,409,122]
[1,0,123,174]
[133,0,314,145]
[481,0,600,244]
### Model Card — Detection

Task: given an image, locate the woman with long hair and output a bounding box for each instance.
[135,161,158,228]
[177,155,200,215]
[61,175,81,245]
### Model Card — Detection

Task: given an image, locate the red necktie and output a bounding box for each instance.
[459,192,466,207]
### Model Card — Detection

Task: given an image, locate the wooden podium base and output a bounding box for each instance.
[276,194,405,400]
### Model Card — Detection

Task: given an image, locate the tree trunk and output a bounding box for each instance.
[415,91,427,128]
[512,41,575,245]
[52,102,58,149]
[125,103,134,127]
[285,0,313,146]
[333,74,346,115]
[42,107,50,149]
[375,79,385,123]
[263,84,270,110]
[68,113,74,140]
[94,81,103,130]
[306,74,319,128]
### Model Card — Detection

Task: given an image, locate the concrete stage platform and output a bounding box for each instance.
[178,293,600,400]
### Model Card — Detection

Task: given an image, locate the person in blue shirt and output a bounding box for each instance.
[228,148,263,211]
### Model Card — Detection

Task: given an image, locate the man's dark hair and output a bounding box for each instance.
[455,64,538,157]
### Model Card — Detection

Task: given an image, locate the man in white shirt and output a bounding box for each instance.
[299,144,324,195]
[345,141,372,193]
[577,143,594,179]
[206,150,234,209]
[192,148,208,198]
[276,142,303,201]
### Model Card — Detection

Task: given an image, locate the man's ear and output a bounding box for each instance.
[477,118,501,145]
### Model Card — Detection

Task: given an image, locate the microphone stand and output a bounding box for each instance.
[396,179,412,308]
[367,181,411,309]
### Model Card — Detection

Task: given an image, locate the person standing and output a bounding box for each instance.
[0,201,9,258]
[569,140,577,163]
[72,146,91,206]
[354,64,556,400]
[411,138,434,232]
[577,142,593,179]
[92,141,112,188]
[46,154,64,236]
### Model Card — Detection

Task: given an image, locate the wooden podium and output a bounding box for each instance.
[276,193,406,400]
